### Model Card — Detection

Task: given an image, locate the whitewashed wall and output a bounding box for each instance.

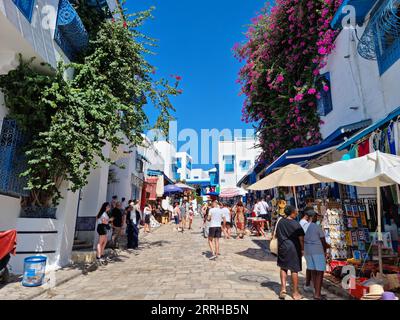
[321,26,400,139]
[218,139,260,189]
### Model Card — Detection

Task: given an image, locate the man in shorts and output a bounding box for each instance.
[207,200,226,260]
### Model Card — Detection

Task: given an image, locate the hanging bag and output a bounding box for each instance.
[269,217,282,256]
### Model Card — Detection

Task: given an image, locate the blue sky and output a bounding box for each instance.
[126,0,264,169]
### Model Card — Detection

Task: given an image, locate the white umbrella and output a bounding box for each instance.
[247,164,333,209]
[310,151,400,274]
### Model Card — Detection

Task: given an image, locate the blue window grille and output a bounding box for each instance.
[223,155,235,173]
[239,160,251,171]
[317,73,333,116]
[13,0,35,22]
[54,0,89,61]
[0,119,29,197]
[374,0,400,74]
[358,0,400,74]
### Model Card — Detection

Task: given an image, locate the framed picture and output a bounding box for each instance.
[344,204,353,216]
[353,250,361,260]
[358,205,366,212]
[352,205,359,217]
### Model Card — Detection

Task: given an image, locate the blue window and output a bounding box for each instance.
[223,155,235,173]
[13,0,35,22]
[186,159,192,170]
[317,73,333,116]
[176,157,182,168]
[373,1,400,75]
[0,119,29,197]
[239,160,251,171]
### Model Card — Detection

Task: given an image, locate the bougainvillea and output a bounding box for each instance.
[235,0,342,162]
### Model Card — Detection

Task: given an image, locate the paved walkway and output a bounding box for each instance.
[4,217,344,300]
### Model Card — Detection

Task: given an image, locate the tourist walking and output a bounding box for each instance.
[180,200,187,230]
[207,200,226,260]
[221,203,232,239]
[234,201,246,239]
[125,205,135,250]
[173,202,181,231]
[96,202,111,264]
[304,208,330,300]
[276,205,305,300]
[188,205,194,230]
[143,203,152,233]
[110,201,125,249]
[132,200,141,248]
[300,208,314,293]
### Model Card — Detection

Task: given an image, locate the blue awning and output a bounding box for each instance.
[331,0,377,30]
[324,119,372,143]
[147,169,174,185]
[338,106,400,151]
[265,140,341,174]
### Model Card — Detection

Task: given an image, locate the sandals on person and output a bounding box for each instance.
[279,291,287,300]
[314,295,327,300]
[292,294,304,300]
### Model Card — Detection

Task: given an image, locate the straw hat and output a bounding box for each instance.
[362,284,384,299]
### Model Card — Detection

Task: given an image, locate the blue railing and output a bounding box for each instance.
[54,0,89,61]
[0,119,29,197]
[13,0,35,22]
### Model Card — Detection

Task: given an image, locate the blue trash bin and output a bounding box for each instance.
[22,256,47,287]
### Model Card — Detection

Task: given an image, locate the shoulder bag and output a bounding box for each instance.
[269,217,282,256]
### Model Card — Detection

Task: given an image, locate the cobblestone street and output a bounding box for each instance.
[27,217,343,300]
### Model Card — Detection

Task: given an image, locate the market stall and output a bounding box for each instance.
[310,151,400,298]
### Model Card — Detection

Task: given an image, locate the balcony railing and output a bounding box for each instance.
[54,0,89,61]
[0,118,29,197]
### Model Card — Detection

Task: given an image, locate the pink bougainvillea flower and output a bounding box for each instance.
[175,75,182,81]
[294,94,304,102]
[276,74,284,83]
[307,88,317,95]
[323,85,330,92]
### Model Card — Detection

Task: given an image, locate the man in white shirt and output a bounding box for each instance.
[254,198,271,230]
[207,200,226,260]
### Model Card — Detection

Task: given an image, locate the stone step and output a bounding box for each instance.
[73,239,87,245]
[72,243,93,251]
[71,248,113,264]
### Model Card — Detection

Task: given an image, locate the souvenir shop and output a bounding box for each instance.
[304,112,400,298]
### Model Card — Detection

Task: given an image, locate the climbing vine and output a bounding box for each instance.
[0,6,181,206]
[235,0,342,162]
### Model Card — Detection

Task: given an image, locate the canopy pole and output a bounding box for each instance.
[292,186,298,210]
[377,186,383,275]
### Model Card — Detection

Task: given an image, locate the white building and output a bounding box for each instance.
[218,137,261,189]
[0,0,119,274]
[153,140,178,181]
[320,0,400,139]
[175,152,192,181]
[190,168,209,180]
